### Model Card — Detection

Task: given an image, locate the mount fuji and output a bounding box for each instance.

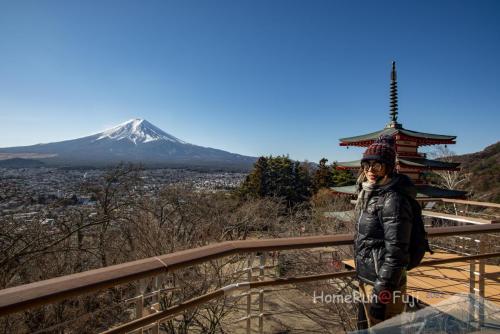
[0,119,256,169]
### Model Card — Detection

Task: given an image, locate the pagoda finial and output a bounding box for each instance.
[390,61,399,124]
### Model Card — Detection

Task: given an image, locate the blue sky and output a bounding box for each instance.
[1,0,499,162]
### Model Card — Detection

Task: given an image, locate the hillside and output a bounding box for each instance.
[452,141,500,203]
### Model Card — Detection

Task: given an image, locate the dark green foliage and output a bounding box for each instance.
[239,155,312,206]
[239,156,355,205]
[312,159,356,191]
[332,162,356,187]
[312,158,332,192]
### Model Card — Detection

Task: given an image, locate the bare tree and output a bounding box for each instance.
[428,145,469,190]
[428,145,470,214]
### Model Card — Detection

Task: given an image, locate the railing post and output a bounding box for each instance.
[246,253,254,334]
[468,234,487,330]
[467,236,476,330]
[469,257,475,328]
[258,253,266,334]
[151,322,159,334]
[154,276,160,305]
[133,279,146,334]
[478,234,486,328]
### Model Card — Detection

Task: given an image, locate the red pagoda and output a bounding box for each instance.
[333,62,467,198]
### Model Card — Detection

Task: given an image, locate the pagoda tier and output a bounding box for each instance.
[336,158,460,171]
[336,158,460,185]
[339,124,456,148]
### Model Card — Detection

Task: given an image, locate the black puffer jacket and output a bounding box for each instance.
[354,173,415,294]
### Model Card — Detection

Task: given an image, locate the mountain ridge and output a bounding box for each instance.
[447,141,500,203]
[0,119,256,169]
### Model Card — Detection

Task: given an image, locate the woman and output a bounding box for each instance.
[354,135,416,328]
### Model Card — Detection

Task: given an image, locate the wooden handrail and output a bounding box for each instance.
[1,224,500,317]
[353,198,500,209]
[440,198,500,209]
[422,210,499,225]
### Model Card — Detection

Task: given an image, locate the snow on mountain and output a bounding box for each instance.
[95,118,186,145]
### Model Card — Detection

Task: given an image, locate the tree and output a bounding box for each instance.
[427,146,469,190]
[331,162,355,187]
[239,156,312,206]
[239,157,268,197]
[81,163,144,267]
[312,158,333,192]
[312,159,355,193]
[427,145,470,214]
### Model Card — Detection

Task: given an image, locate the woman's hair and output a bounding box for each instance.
[356,169,366,185]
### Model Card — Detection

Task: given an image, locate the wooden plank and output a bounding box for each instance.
[407,252,500,306]
[422,210,499,225]
[415,198,446,202]
[343,250,500,307]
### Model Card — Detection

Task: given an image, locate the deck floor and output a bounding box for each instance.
[343,250,500,307]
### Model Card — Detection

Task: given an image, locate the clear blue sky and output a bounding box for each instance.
[1,0,499,162]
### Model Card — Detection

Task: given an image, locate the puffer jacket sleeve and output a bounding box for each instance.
[372,191,412,295]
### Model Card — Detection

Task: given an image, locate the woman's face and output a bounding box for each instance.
[361,160,387,183]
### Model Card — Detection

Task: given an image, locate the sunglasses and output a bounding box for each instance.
[361,161,384,172]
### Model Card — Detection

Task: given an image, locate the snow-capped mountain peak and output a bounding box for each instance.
[0,118,256,168]
[95,118,186,145]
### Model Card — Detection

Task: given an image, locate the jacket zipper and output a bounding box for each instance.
[355,212,363,270]
[372,249,379,276]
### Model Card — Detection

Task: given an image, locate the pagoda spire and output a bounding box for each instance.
[388,61,401,128]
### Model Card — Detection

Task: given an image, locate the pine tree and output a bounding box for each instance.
[293,161,313,203]
[240,156,268,197]
[239,155,312,206]
[313,158,333,192]
[331,162,356,187]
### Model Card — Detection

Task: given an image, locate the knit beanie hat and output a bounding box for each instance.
[361,134,396,173]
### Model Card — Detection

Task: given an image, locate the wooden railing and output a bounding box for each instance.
[1,223,500,334]
[101,250,500,334]
[350,198,500,224]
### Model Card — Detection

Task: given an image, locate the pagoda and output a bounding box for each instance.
[333,62,467,198]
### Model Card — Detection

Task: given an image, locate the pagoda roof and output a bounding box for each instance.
[331,184,467,199]
[336,160,363,169]
[336,158,460,170]
[398,157,460,169]
[339,124,456,147]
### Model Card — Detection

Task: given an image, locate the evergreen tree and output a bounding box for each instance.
[240,156,354,203]
[293,161,313,203]
[240,156,268,197]
[313,158,333,192]
[331,162,356,187]
[239,155,312,206]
